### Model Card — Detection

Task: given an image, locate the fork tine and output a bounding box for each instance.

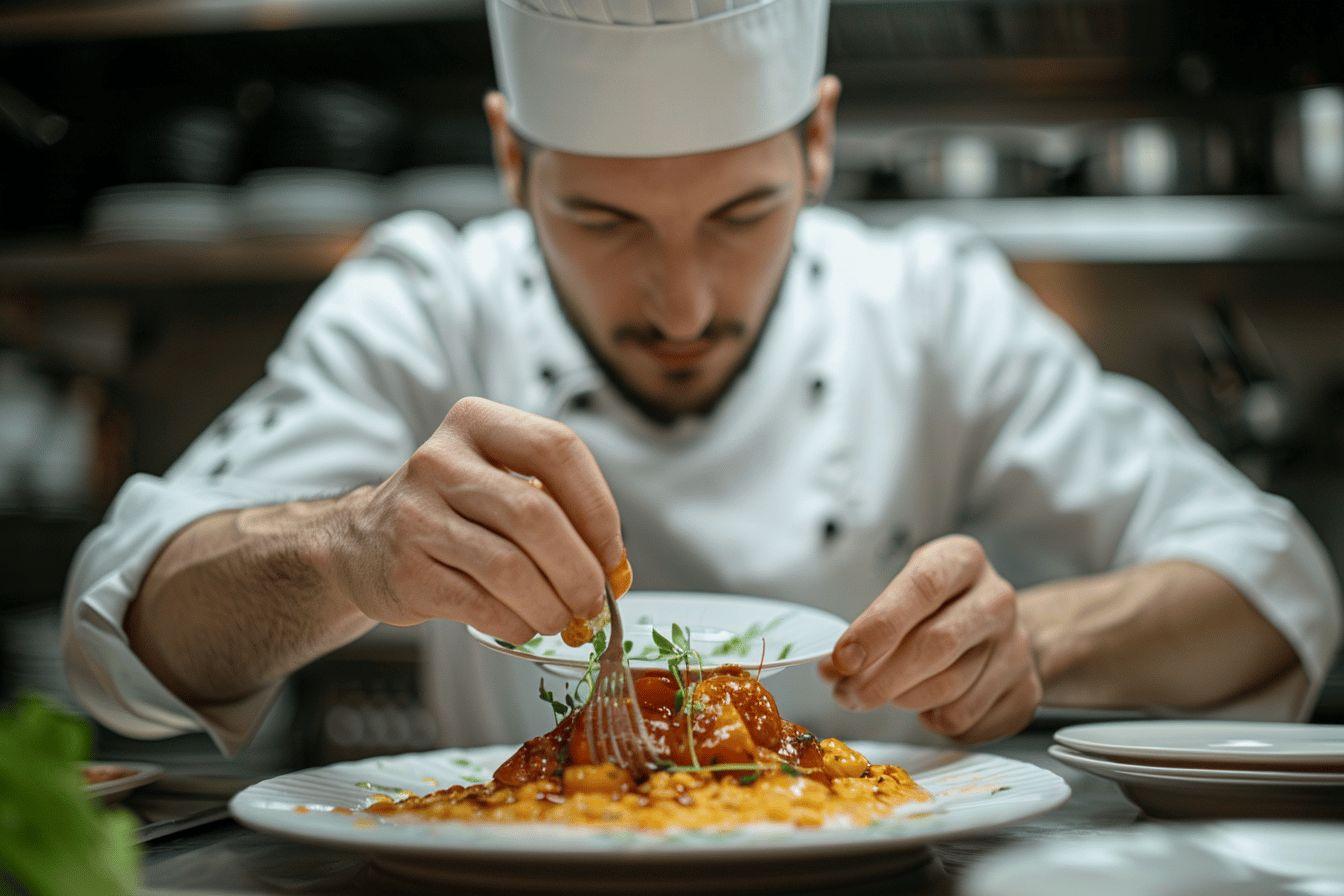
[579,581,660,774]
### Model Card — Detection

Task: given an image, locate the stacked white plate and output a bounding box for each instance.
[1050,721,1344,819]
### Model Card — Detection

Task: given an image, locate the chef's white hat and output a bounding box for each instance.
[486,0,830,158]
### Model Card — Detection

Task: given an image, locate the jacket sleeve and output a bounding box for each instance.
[913,222,1341,720]
[61,212,481,755]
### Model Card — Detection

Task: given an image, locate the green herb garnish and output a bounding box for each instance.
[0,695,140,896]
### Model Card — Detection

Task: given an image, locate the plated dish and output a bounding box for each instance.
[368,663,928,830]
[231,742,1068,890]
[82,761,164,804]
[233,603,1067,888]
[467,591,848,679]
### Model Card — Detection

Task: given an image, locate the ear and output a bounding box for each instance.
[803,75,841,205]
[483,91,526,207]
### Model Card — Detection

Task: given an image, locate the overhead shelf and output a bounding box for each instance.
[2,197,1342,293]
[0,0,483,43]
[0,234,356,290]
[841,196,1344,263]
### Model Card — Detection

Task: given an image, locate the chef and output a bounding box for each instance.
[63,0,1339,757]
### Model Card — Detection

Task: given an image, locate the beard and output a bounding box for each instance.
[538,249,793,427]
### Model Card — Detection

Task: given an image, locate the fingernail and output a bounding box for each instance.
[836,643,866,674]
[606,550,633,599]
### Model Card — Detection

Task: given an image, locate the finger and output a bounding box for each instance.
[817,657,841,685]
[919,628,1034,739]
[416,559,536,645]
[832,574,1014,709]
[831,535,986,676]
[445,397,626,574]
[424,512,574,635]
[435,455,606,619]
[942,673,1041,744]
[889,643,991,713]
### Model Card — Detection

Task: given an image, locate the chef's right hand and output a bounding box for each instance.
[329,397,627,643]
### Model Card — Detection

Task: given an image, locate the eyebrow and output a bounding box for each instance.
[557,183,789,221]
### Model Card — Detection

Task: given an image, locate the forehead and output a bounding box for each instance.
[529,129,802,208]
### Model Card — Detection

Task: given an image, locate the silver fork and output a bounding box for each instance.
[582,582,661,774]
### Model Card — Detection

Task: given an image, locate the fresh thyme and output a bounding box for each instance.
[537,629,607,724]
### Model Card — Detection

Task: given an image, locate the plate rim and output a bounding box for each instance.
[1047,745,1344,787]
[466,590,849,673]
[82,760,165,799]
[1054,721,1344,766]
[230,742,1071,861]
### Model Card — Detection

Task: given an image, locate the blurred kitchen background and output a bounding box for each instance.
[1,0,1342,775]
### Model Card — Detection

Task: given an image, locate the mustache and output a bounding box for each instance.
[612,319,748,346]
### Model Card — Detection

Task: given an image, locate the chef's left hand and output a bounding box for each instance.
[819,535,1042,743]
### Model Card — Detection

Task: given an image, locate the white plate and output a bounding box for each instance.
[230,742,1069,892]
[467,591,848,680]
[1049,745,1344,784]
[1048,745,1344,820]
[83,761,164,805]
[1054,721,1344,769]
[965,821,1344,896]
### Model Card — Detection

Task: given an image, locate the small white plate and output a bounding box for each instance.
[83,761,164,804]
[1054,721,1344,769]
[965,821,1344,896]
[230,742,1069,892]
[1048,745,1344,820]
[467,591,848,680]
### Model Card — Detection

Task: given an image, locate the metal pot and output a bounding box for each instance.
[887,128,1061,200]
[1084,119,1236,196]
[1274,85,1344,208]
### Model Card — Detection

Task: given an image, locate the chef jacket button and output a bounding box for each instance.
[209,457,230,478]
[539,365,557,384]
[810,377,826,402]
[262,407,280,430]
[520,274,534,292]
[822,518,842,542]
[213,416,234,440]
[569,391,594,412]
[810,259,824,280]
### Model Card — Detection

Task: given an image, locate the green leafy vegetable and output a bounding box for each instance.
[0,694,140,896]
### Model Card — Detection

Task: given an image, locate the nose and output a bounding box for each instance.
[643,241,714,341]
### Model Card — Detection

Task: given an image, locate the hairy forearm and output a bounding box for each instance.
[1019,560,1299,711]
[125,493,376,707]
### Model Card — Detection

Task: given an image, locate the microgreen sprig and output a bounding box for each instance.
[536,629,608,724]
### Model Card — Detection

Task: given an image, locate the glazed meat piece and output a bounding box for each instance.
[497,665,827,785]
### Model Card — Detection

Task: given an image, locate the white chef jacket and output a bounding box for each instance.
[61,207,1342,756]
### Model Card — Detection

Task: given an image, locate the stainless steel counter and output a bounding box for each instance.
[135,731,1143,895]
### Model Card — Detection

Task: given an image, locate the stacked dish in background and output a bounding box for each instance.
[1049,721,1344,819]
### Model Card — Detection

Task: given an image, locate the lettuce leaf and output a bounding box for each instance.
[0,695,140,896]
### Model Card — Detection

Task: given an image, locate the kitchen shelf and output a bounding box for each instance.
[0,234,357,290]
[0,0,483,43]
[3,197,1343,292]
[841,196,1344,263]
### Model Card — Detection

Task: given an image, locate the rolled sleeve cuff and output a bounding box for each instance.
[61,474,284,756]
[1134,496,1342,722]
